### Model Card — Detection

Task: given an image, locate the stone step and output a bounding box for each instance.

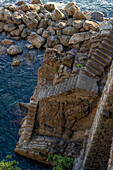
[105,36,113,45]
[28,111,36,117]
[99,45,113,57]
[102,41,113,51]
[110,29,113,34]
[86,64,102,76]
[29,103,37,109]
[26,124,34,129]
[28,108,36,113]
[107,33,113,40]
[30,100,37,105]
[26,119,34,125]
[87,60,104,72]
[85,67,96,77]
[24,131,32,137]
[96,49,112,62]
[91,55,106,67]
[105,38,113,46]
[25,126,33,132]
[22,134,31,140]
[27,115,35,121]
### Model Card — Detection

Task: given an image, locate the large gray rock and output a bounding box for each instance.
[76,71,98,95]
[4,23,16,32]
[83,20,99,31]
[73,10,85,19]
[99,21,112,31]
[47,36,59,48]
[28,32,45,48]
[85,11,104,22]
[73,20,84,29]
[65,2,79,16]
[52,9,65,21]
[12,12,22,25]
[62,26,78,35]
[7,45,23,55]
[69,32,91,44]
[4,9,12,21]
[60,35,71,46]
[27,19,38,29]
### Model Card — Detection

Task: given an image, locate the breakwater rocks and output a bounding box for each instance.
[1,0,113,168]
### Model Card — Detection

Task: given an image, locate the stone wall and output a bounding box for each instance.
[83,62,113,170]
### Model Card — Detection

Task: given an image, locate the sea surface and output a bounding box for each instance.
[0,0,113,169]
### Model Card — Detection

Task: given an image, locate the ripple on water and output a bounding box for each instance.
[0,34,52,169]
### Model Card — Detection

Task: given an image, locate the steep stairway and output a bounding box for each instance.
[20,98,38,142]
[85,28,113,78]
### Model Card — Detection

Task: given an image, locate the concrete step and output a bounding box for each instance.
[107,33,113,40]
[25,126,33,132]
[26,119,34,125]
[22,134,31,140]
[28,108,36,113]
[102,41,113,51]
[100,45,113,57]
[26,124,34,129]
[105,38,113,46]
[24,131,32,137]
[105,36,113,45]
[86,64,102,76]
[29,103,37,109]
[96,49,112,62]
[91,55,106,67]
[94,52,110,65]
[27,115,35,121]
[28,111,36,117]
[85,67,96,77]
[30,100,37,105]
[87,60,104,72]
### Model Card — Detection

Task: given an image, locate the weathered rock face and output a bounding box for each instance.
[28,32,45,48]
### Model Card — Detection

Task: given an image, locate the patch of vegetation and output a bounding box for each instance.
[76,64,83,67]
[47,154,74,170]
[0,155,21,170]
[54,67,59,73]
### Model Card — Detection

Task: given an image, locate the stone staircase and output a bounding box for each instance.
[19,98,38,142]
[33,76,78,101]
[85,28,113,77]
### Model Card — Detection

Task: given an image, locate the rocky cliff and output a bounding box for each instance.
[0,0,111,168]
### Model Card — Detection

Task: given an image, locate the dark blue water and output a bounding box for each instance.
[0,33,52,169]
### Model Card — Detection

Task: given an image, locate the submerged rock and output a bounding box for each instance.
[7,45,23,55]
[1,39,14,46]
[0,45,7,55]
